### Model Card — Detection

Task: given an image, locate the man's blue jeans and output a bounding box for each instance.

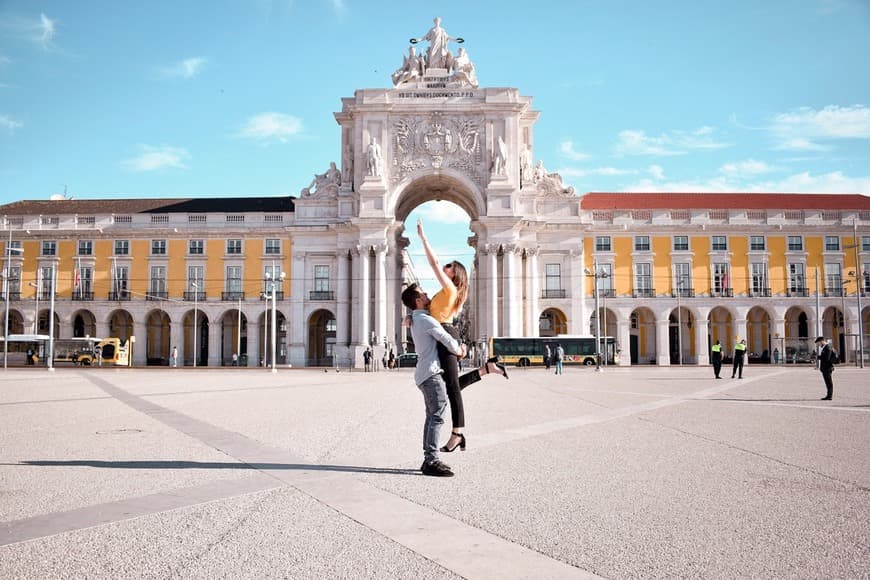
[417,373,448,463]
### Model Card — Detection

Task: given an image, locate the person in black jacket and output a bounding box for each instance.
[815,336,835,400]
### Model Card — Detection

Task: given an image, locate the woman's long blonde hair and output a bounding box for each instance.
[449,260,469,314]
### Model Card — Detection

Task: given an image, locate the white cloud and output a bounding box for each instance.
[615,126,729,156]
[558,166,636,178]
[558,140,591,161]
[770,105,870,150]
[418,200,470,224]
[121,145,190,171]
[623,169,870,194]
[39,13,55,48]
[719,159,774,178]
[158,57,207,79]
[0,115,23,133]
[237,112,304,143]
[648,165,665,180]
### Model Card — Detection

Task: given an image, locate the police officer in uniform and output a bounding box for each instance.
[711,340,723,379]
[732,339,747,379]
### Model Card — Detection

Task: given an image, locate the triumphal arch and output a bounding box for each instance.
[289,18,587,365]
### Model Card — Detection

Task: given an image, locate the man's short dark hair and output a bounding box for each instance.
[401,283,422,310]
[814,336,825,343]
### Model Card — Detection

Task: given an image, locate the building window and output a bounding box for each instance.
[789,263,806,293]
[712,263,730,294]
[825,263,842,295]
[114,240,129,255]
[112,265,129,297]
[545,264,561,293]
[315,265,329,292]
[595,236,611,252]
[634,236,650,252]
[825,236,840,251]
[711,236,727,251]
[3,266,21,297]
[751,262,768,295]
[151,239,166,255]
[226,239,243,255]
[188,266,204,292]
[150,266,167,297]
[749,236,766,251]
[226,266,242,293]
[263,265,282,295]
[673,262,691,295]
[862,236,870,252]
[673,236,689,251]
[77,240,93,256]
[78,266,93,296]
[787,236,803,251]
[265,239,281,254]
[41,241,57,256]
[596,263,613,295]
[188,239,204,255]
[862,264,870,294]
[634,263,652,296]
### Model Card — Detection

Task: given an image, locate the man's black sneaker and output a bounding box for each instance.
[421,460,454,477]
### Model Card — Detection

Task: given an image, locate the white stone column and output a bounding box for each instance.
[336,249,350,346]
[288,252,306,366]
[374,243,387,346]
[527,247,540,336]
[169,315,183,363]
[487,244,499,338]
[617,318,631,366]
[656,319,671,366]
[356,245,371,347]
[208,313,220,366]
[248,320,260,368]
[733,313,749,367]
[570,248,585,335]
[695,317,710,366]
[503,244,519,336]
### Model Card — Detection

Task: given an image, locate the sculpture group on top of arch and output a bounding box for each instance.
[392,17,478,88]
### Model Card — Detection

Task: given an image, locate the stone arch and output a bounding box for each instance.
[3,309,25,334]
[35,309,60,337]
[668,305,696,364]
[145,309,171,365]
[822,305,845,362]
[108,309,134,342]
[392,170,485,222]
[539,308,566,336]
[784,306,812,363]
[219,308,248,366]
[258,310,287,367]
[747,305,774,363]
[183,309,209,367]
[629,307,657,365]
[708,306,734,353]
[71,309,96,338]
[308,309,336,366]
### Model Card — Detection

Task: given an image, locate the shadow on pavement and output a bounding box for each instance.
[9,460,419,475]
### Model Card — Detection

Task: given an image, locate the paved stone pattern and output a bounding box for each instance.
[1,365,867,579]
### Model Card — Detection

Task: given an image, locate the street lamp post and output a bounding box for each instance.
[3,231,24,369]
[584,261,609,372]
[47,265,55,372]
[676,275,686,366]
[851,218,865,368]
[264,271,285,373]
[191,282,198,368]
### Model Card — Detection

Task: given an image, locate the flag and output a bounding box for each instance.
[73,268,81,291]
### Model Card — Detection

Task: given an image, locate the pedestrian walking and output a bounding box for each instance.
[544,344,551,370]
[363,347,372,371]
[170,346,178,368]
[554,343,564,375]
[815,336,836,400]
[773,348,780,365]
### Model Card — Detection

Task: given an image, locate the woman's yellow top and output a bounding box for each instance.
[429,285,458,323]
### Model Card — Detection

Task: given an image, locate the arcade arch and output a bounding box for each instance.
[108,310,134,342]
[183,309,209,366]
[629,307,657,365]
[308,309,336,366]
[540,308,566,336]
[146,309,171,365]
[220,309,247,366]
[72,310,96,338]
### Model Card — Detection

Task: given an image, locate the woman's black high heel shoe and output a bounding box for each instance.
[440,432,466,452]
[486,356,509,379]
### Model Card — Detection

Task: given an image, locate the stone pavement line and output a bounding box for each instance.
[0,476,281,547]
[11,372,599,580]
[475,371,784,448]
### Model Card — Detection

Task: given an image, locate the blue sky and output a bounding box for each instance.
[1,0,869,292]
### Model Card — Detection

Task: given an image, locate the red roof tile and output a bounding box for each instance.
[579,192,870,210]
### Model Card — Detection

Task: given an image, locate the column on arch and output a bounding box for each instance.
[336,249,350,347]
[525,247,540,336]
[502,244,522,336]
[656,317,671,366]
[374,243,388,347]
[288,252,306,366]
[486,244,500,338]
[207,309,221,366]
[353,244,371,348]
[694,314,710,366]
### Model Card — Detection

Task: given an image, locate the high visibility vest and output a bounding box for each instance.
[735,342,747,352]
[711,344,721,353]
